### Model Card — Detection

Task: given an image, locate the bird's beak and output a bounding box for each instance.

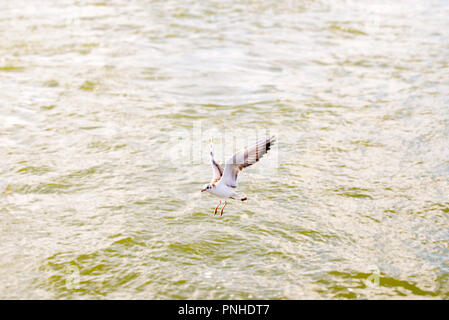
[201,188,206,192]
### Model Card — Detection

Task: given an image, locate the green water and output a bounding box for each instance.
[0,0,448,299]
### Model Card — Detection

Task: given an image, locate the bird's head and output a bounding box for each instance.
[201,184,212,193]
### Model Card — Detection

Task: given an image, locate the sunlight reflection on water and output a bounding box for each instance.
[0,0,448,299]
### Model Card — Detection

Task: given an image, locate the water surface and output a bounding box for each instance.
[0,0,448,299]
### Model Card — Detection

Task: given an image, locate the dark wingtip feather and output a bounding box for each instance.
[266,135,276,150]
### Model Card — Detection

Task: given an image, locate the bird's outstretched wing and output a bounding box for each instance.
[220,136,275,188]
[209,145,223,184]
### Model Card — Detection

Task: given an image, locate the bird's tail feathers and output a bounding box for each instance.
[231,194,247,201]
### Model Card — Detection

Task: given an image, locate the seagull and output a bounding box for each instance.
[201,136,276,216]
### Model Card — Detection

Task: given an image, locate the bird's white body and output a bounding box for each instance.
[204,180,239,199]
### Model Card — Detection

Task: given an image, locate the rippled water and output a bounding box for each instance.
[1,0,448,299]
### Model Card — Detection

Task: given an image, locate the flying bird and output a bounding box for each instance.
[201,136,276,216]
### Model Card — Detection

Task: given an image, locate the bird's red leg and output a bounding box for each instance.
[220,201,227,216]
[214,200,222,215]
